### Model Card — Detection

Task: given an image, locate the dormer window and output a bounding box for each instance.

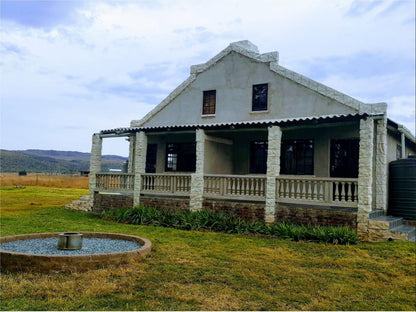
[202,90,216,115]
[252,83,268,111]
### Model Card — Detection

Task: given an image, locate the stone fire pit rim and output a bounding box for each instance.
[0,232,152,258]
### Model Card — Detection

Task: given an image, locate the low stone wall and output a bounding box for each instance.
[93,193,133,213]
[203,199,265,221]
[276,202,357,229]
[91,194,357,228]
[140,196,190,212]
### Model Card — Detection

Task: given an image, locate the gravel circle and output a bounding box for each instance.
[0,238,142,255]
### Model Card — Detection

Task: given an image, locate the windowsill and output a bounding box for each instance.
[201,114,216,118]
[250,110,269,114]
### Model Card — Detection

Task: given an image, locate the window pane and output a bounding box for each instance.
[281,139,314,175]
[203,90,216,115]
[165,142,196,172]
[166,143,178,171]
[252,84,268,111]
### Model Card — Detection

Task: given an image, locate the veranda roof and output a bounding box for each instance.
[100,112,371,136]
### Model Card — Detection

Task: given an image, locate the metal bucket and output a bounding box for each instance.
[57,233,83,250]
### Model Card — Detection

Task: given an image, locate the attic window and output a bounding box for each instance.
[252,83,268,111]
[202,90,216,115]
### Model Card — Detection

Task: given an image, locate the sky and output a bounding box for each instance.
[0,0,415,157]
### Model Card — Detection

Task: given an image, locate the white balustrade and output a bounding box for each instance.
[204,174,266,200]
[95,173,135,191]
[141,174,191,195]
[276,177,358,207]
[95,172,358,207]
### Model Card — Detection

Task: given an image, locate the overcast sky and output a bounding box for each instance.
[1,0,414,156]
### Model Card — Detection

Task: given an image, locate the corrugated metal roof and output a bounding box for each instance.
[100,113,370,135]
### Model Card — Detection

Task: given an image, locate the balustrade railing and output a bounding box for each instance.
[94,172,358,207]
[95,173,134,192]
[204,174,266,200]
[276,176,358,206]
[141,173,191,195]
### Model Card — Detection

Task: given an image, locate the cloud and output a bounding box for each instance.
[319,72,414,102]
[0,0,85,29]
[0,42,25,55]
[386,95,416,134]
[346,0,384,17]
[0,0,414,155]
[296,51,414,81]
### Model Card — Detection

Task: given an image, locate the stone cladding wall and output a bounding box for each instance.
[133,131,147,207]
[203,199,265,221]
[93,193,133,213]
[190,129,206,211]
[375,116,387,211]
[89,134,102,195]
[140,196,190,212]
[265,126,282,223]
[366,219,408,242]
[276,203,357,228]
[357,118,375,240]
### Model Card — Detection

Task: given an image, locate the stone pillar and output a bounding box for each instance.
[89,133,102,195]
[128,136,135,173]
[133,131,147,207]
[375,116,387,211]
[190,129,205,211]
[357,118,374,240]
[265,126,282,223]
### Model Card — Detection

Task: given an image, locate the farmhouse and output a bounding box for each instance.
[73,41,416,241]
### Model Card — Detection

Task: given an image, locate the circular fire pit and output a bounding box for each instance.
[57,232,83,250]
[0,232,151,273]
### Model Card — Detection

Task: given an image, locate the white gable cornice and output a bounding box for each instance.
[131,41,386,127]
[190,40,279,74]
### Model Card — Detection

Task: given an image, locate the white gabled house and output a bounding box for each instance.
[82,41,415,241]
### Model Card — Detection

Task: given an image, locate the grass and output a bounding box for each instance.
[1,186,415,310]
[0,173,89,189]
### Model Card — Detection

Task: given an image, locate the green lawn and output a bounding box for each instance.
[1,186,415,311]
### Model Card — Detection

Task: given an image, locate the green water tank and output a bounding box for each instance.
[388,156,416,220]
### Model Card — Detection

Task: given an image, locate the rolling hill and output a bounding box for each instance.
[0,149,128,173]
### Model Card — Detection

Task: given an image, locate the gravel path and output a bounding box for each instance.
[0,238,142,255]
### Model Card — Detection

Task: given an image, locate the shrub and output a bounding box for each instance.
[102,206,358,245]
